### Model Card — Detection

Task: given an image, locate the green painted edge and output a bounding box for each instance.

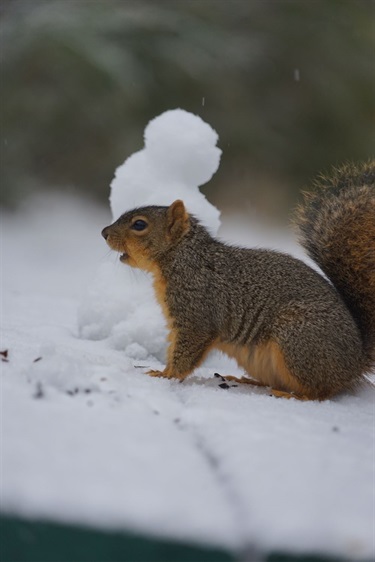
[0,514,233,562]
[0,514,369,562]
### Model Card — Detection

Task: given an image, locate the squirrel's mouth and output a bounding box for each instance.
[120,252,129,262]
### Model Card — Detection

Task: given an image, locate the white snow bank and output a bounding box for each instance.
[1,194,374,560]
[110,109,221,232]
[78,109,222,361]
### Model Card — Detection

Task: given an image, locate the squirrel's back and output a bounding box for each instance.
[294,160,375,369]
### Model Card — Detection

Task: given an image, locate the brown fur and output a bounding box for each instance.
[294,160,375,366]
[102,162,375,400]
[218,340,313,398]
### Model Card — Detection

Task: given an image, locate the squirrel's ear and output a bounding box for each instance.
[167,200,190,241]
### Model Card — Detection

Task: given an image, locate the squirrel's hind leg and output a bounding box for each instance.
[219,340,317,399]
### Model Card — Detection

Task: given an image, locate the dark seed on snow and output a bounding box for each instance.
[33,357,42,363]
[219,382,230,389]
[0,350,9,358]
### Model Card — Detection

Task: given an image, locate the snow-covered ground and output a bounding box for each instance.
[1,110,374,560]
[1,193,374,561]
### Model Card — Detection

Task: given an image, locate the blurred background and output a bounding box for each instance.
[1,0,374,221]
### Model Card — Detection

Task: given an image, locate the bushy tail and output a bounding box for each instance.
[294,160,375,369]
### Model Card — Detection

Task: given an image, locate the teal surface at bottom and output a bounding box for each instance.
[0,515,233,562]
[0,514,365,562]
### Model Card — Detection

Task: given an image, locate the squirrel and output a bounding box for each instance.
[102,160,375,400]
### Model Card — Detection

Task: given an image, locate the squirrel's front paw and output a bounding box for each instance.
[146,369,165,377]
[146,369,174,379]
[146,369,185,381]
[147,369,166,378]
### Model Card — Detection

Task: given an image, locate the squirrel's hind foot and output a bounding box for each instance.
[271,388,311,401]
[223,375,268,387]
[221,374,313,400]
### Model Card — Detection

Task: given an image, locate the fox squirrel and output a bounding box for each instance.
[102,161,375,400]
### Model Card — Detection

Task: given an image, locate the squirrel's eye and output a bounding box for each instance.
[131,219,148,231]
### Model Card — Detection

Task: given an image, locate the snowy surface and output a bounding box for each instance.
[1,109,374,560]
[1,194,374,560]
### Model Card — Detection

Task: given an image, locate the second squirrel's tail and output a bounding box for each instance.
[294,160,375,370]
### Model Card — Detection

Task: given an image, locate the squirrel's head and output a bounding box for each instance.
[101,200,190,271]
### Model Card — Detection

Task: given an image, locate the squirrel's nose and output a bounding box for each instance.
[101,226,110,240]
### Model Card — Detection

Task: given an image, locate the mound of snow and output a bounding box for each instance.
[78,109,222,360]
[110,109,221,232]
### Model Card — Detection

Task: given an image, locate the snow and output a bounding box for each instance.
[110,109,221,232]
[79,109,221,356]
[1,109,374,560]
